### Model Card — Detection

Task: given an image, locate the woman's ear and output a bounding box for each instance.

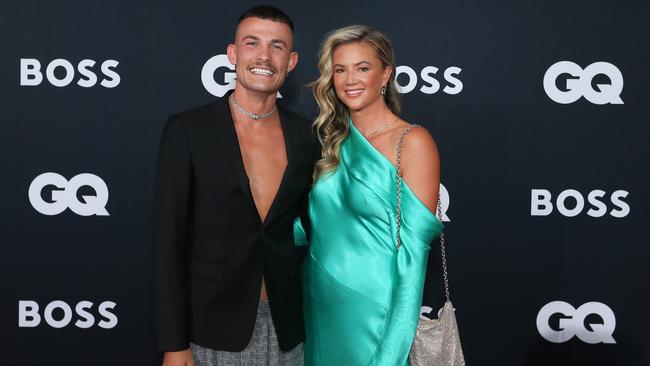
[383,65,393,85]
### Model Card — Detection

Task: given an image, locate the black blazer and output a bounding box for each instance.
[153,93,316,352]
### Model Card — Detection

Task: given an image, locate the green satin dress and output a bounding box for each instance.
[294,119,444,366]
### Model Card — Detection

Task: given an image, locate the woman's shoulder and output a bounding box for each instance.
[397,121,440,213]
[395,122,438,158]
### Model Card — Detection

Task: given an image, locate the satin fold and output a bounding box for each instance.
[295,119,443,366]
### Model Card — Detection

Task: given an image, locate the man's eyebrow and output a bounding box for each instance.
[240,35,288,48]
[270,39,288,47]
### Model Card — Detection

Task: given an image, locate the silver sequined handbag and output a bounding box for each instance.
[395,125,466,366]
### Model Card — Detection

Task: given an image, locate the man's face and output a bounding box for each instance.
[227,17,298,95]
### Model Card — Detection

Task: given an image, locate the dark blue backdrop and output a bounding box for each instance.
[2,0,649,364]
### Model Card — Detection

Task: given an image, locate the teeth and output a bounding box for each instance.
[346,89,364,96]
[250,67,274,76]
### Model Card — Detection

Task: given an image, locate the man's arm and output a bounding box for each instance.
[153,115,192,352]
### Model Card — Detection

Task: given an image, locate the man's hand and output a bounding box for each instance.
[162,349,195,366]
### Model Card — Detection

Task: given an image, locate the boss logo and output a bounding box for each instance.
[18,300,117,329]
[536,301,616,344]
[28,172,109,216]
[530,189,629,218]
[543,61,623,105]
[201,54,281,98]
[395,65,462,95]
[20,58,120,88]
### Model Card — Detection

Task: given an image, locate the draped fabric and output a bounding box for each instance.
[295,119,443,365]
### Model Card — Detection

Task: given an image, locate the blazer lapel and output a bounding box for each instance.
[211,96,257,217]
[262,105,297,228]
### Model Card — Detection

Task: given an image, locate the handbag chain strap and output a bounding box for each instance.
[395,124,451,303]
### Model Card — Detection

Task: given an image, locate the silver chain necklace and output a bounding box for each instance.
[230,95,277,120]
[364,116,400,136]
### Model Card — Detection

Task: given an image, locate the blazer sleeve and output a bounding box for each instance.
[152,114,192,351]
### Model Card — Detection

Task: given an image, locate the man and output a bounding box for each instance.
[153,6,315,366]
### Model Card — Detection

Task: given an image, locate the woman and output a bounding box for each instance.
[294,25,443,365]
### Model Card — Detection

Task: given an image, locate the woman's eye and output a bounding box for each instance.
[359,67,369,72]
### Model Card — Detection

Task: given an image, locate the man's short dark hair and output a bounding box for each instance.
[237,5,294,33]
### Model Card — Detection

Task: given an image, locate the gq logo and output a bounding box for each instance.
[202,54,236,97]
[543,61,623,104]
[419,305,449,320]
[439,183,451,222]
[28,172,109,216]
[20,58,120,88]
[395,65,462,95]
[201,54,282,98]
[536,301,616,344]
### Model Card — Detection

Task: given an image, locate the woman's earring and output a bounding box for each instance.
[380,86,386,95]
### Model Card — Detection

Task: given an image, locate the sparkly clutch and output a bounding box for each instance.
[394,125,465,366]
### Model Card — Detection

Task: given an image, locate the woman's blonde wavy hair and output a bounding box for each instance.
[311,25,401,181]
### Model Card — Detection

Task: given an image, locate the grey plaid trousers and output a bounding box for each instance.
[190,301,303,366]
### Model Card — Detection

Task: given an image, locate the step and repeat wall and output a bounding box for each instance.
[2,0,648,364]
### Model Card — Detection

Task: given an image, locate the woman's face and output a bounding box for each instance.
[331,41,392,113]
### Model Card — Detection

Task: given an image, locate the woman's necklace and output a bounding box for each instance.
[230,94,277,120]
[364,116,400,137]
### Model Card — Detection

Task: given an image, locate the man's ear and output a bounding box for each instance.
[287,51,299,72]
[227,43,237,65]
